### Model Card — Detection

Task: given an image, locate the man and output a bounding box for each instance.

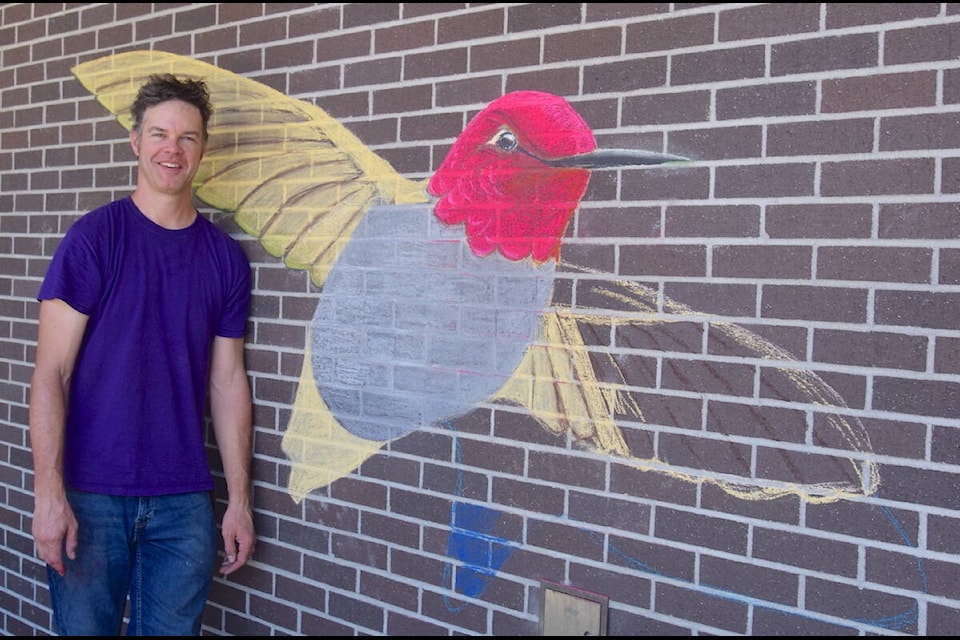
[29,73,255,636]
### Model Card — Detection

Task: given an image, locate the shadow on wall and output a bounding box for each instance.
[73,50,923,633]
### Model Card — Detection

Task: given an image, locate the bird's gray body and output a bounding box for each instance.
[311,203,555,441]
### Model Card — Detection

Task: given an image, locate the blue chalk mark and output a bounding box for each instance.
[440,420,520,610]
[446,502,519,597]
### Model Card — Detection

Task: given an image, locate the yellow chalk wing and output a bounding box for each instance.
[496,265,878,505]
[70,49,428,287]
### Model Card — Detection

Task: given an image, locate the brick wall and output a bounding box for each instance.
[2,3,960,636]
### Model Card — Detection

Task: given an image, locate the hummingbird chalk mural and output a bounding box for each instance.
[71,50,879,509]
[66,50,931,634]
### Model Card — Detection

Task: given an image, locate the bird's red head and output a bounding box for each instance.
[428,91,596,263]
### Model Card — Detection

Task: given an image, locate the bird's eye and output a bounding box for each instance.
[495,131,518,153]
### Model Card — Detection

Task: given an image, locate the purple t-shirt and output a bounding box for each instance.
[37,196,251,496]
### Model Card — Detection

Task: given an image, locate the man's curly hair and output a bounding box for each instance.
[130,73,212,139]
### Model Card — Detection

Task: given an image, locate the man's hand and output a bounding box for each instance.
[32,494,78,577]
[218,503,255,576]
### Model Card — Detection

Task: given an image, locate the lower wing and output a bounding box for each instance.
[494,268,878,505]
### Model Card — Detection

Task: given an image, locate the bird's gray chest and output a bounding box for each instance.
[310,203,555,441]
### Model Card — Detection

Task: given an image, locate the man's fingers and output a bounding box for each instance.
[64,527,78,560]
[38,542,66,576]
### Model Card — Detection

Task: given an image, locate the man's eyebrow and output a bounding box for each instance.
[145,124,202,137]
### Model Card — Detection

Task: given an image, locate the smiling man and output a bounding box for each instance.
[28,74,256,636]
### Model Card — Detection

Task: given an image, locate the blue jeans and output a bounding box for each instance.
[47,490,218,636]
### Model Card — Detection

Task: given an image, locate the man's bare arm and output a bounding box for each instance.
[29,298,88,576]
[208,335,255,575]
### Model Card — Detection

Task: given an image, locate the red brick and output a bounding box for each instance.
[375,20,435,54]
[932,425,960,465]
[657,506,750,554]
[569,562,651,609]
[619,244,706,277]
[934,335,960,372]
[526,519,605,560]
[817,246,932,283]
[879,203,960,239]
[657,581,749,633]
[316,30,371,62]
[822,71,938,113]
[921,556,960,600]
[664,281,758,317]
[673,45,766,86]
[662,358,756,396]
[876,463,960,510]
[710,399,809,443]
[875,290,960,330]
[669,125,762,160]
[874,376,960,421]
[713,244,812,280]
[826,2,940,28]
[813,328,927,370]
[239,17,286,47]
[701,555,800,604]
[625,12,715,53]
[328,591,385,632]
[658,430,755,478]
[438,8,506,44]
[805,577,917,634]
[821,158,935,196]
[716,163,815,198]
[886,22,960,64]
[720,2,820,40]
[772,33,879,75]
[754,527,858,576]
[587,4,669,22]
[615,319,704,353]
[492,476,565,515]
[854,417,926,459]
[387,613,452,636]
[623,90,711,125]
[288,6,340,38]
[767,118,874,156]
[545,26,622,62]
[343,2,398,27]
[583,57,667,94]
[929,512,960,554]
[421,589,487,632]
[264,40,314,70]
[568,491,652,530]
[505,66,581,97]
[507,3,582,32]
[881,112,960,151]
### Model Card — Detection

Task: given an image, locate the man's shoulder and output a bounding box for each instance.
[194,214,251,266]
[62,198,130,240]
[75,196,133,224]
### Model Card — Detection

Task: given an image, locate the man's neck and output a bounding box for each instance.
[130,189,197,230]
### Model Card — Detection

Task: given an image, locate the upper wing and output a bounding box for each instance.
[495,264,878,505]
[70,50,429,287]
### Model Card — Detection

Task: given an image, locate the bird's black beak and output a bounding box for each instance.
[541,149,688,169]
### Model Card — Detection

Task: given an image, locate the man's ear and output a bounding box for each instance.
[129,130,139,157]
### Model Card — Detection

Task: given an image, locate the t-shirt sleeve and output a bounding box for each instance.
[37,219,102,315]
[217,239,251,339]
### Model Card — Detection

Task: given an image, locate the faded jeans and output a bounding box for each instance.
[46,490,218,636]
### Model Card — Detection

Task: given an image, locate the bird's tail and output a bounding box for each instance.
[281,333,387,503]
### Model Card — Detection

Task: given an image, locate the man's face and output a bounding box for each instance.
[130,99,205,197]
